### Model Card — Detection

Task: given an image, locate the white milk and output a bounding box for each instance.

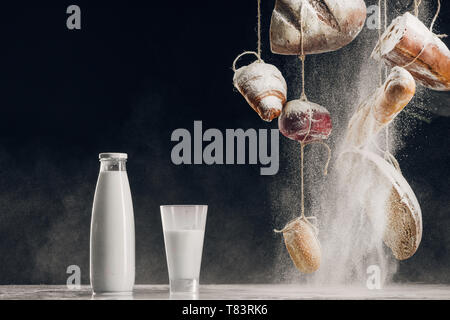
[163,229,204,280]
[90,162,135,294]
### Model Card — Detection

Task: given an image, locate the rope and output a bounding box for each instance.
[273,141,321,235]
[414,0,422,17]
[383,0,390,157]
[298,140,331,218]
[402,42,427,68]
[316,141,331,176]
[378,0,383,85]
[430,0,443,34]
[299,55,307,101]
[374,0,402,173]
[299,4,307,101]
[300,143,305,219]
[273,215,319,235]
[402,0,447,69]
[274,139,330,235]
[232,51,261,72]
[257,0,261,58]
[232,0,263,72]
[403,0,423,67]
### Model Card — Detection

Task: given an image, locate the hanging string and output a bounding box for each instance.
[378,0,383,85]
[403,0,447,69]
[373,0,398,168]
[298,100,312,221]
[383,0,390,156]
[299,4,307,101]
[231,0,263,70]
[383,0,389,79]
[299,56,307,101]
[430,0,446,37]
[316,141,331,176]
[232,51,261,72]
[300,143,305,219]
[257,0,262,59]
[413,0,422,17]
[405,0,424,67]
[274,140,325,234]
[275,3,332,234]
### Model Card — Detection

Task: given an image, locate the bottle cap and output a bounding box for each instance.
[99,153,128,160]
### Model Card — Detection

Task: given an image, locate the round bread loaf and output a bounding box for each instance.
[341,150,422,260]
[278,99,332,143]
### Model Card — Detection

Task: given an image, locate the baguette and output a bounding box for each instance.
[345,66,415,148]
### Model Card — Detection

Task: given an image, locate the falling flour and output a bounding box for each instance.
[270,1,433,286]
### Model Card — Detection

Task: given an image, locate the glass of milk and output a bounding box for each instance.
[160,205,207,294]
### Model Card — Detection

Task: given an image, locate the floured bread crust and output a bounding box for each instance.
[345,67,415,148]
[281,218,321,273]
[372,12,450,91]
[340,150,422,261]
[270,0,366,55]
[279,99,332,143]
[233,61,287,122]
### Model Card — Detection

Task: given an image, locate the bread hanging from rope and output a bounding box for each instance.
[372,12,450,91]
[233,58,287,122]
[345,66,416,148]
[276,217,321,273]
[279,99,332,143]
[270,0,367,55]
[340,150,422,260]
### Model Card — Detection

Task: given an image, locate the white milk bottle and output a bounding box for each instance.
[90,153,135,294]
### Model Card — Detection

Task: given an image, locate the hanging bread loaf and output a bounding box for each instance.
[372,12,450,91]
[340,150,422,260]
[270,0,367,55]
[277,217,321,273]
[345,66,415,148]
[233,58,287,122]
[279,99,332,143]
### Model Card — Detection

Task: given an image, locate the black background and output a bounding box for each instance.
[0,0,449,285]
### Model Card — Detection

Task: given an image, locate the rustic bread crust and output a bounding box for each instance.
[345,67,415,148]
[270,0,367,55]
[233,61,287,121]
[372,12,450,91]
[281,218,321,273]
[341,150,422,261]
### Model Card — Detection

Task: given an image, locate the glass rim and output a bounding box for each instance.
[160,205,208,209]
[99,152,128,160]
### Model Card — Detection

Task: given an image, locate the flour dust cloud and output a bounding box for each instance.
[270,1,432,286]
